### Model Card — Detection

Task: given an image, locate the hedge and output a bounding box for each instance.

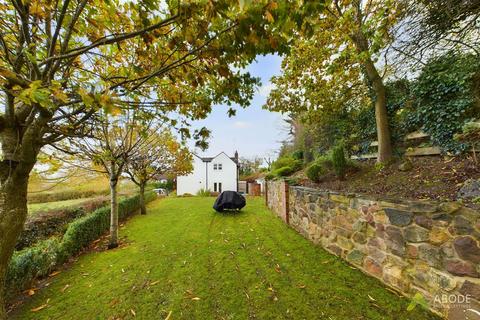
[17,198,109,250]
[5,191,156,299]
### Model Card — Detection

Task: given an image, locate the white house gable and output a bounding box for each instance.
[176,151,238,196]
[207,152,238,193]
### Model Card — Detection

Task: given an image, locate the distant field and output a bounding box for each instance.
[28,171,138,205]
[27,197,99,215]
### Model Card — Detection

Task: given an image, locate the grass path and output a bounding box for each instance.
[11,197,438,320]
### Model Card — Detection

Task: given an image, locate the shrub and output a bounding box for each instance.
[6,238,61,294]
[331,144,347,179]
[152,179,174,191]
[196,189,211,197]
[6,191,156,299]
[292,150,304,160]
[273,166,294,177]
[265,173,275,180]
[316,155,333,170]
[272,157,302,171]
[284,177,300,185]
[305,163,325,182]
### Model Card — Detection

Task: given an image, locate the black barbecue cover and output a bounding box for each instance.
[213,191,246,212]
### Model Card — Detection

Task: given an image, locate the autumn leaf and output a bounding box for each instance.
[31,299,50,312]
[265,10,274,23]
[191,297,201,301]
[31,304,48,312]
[130,309,136,317]
[267,1,278,10]
[49,271,61,277]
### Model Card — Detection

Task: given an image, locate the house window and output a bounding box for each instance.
[213,163,222,170]
[214,183,217,192]
[214,182,222,192]
[213,164,218,170]
[218,182,222,193]
[218,163,222,170]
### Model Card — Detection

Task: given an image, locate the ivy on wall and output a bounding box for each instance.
[409,53,480,153]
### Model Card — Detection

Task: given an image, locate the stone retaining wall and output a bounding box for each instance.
[266,180,480,319]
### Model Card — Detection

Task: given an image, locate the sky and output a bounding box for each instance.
[189,54,289,161]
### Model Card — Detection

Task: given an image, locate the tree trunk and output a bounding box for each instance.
[0,170,30,319]
[363,58,393,163]
[351,31,393,163]
[0,108,43,318]
[109,174,119,249]
[139,182,146,215]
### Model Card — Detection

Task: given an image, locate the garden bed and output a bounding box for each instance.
[297,156,480,209]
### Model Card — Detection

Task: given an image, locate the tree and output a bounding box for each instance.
[126,128,192,215]
[0,1,308,314]
[238,156,263,178]
[393,0,480,67]
[266,0,404,162]
[66,110,148,248]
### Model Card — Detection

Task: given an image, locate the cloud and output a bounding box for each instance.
[233,121,251,129]
[257,83,275,97]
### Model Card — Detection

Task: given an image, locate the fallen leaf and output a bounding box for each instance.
[368,294,376,301]
[297,284,306,289]
[49,271,61,277]
[191,297,201,301]
[130,309,136,317]
[27,289,35,296]
[61,284,70,293]
[109,298,119,307]
[31,304,47,312]
[165,311,172,320]
[150,280,160,286]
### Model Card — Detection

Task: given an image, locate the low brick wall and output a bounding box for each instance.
[266,180,480,318]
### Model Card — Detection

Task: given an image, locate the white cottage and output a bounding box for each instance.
[176,151,239,195]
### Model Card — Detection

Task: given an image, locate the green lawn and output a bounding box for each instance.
[11,197,438,320]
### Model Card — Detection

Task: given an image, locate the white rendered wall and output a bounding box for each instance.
[177,155,207,195]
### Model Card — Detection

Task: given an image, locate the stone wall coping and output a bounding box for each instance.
[285,184,478,216]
